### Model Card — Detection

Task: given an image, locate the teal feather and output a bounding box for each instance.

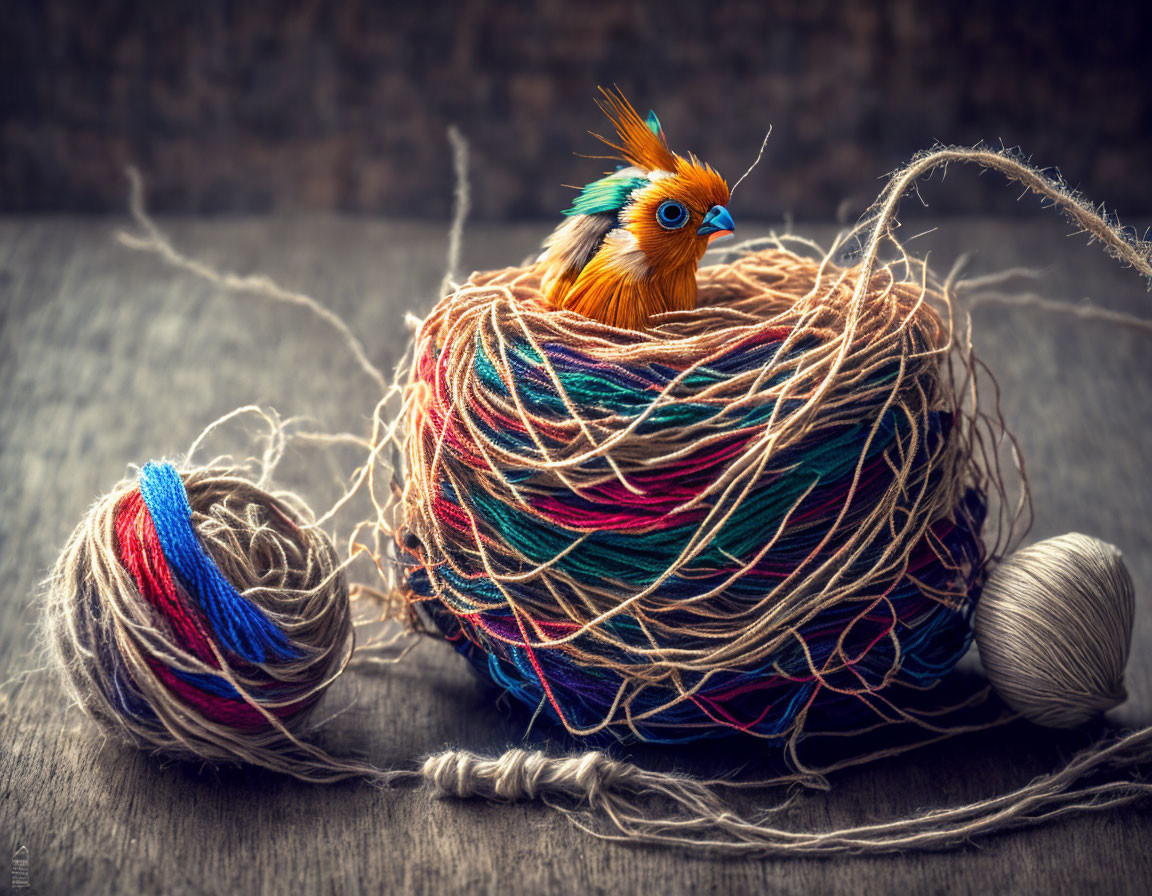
[563,174,649,217]
[645,110,661,136]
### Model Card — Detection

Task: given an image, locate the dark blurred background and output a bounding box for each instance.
[2,0,1150,222]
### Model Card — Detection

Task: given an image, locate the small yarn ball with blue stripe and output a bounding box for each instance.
[45,463,353,777]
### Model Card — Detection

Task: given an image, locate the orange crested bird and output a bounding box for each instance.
[536,89,734,331]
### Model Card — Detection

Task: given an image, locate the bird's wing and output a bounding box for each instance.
[537,168,650,293]
[537,212,616,292]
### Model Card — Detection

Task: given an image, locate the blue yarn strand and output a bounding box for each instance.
[138,462,300,664]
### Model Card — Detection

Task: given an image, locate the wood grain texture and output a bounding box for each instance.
[0,214,1149,895]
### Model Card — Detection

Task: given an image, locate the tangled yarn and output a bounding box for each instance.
[45,462,356,779]
[63,141,1149,854]
[398,241,1007,745]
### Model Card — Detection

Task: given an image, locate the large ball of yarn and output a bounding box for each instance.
[974,532,1136,728]
[45,462,351,770]
[398,244,995,744]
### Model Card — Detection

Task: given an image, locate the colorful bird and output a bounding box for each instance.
[536,88,734,331]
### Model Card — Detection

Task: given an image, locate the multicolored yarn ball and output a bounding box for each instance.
[975,533,1136,729]
[397,242,1002,745]
[45,462,352,774]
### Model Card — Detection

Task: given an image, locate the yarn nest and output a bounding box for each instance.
[398,241,994,744]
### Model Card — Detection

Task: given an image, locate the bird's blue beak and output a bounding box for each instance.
[697,205,735,242]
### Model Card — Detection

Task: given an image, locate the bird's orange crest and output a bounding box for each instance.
[592,87,679,173]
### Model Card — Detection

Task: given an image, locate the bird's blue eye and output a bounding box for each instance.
[656,200,689,230]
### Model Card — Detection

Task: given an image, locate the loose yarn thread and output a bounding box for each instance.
[420,728,1152,856]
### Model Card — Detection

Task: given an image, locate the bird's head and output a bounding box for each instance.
[537,88,734,329]
[572,89,733,271]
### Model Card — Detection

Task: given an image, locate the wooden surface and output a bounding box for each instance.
[1,213,1150,894]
